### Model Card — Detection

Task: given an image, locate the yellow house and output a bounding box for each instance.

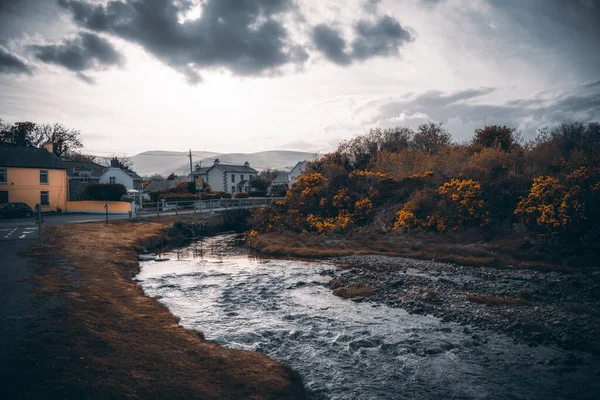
[0,143,68,211]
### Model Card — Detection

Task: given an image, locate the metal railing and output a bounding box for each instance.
[134,197,284,218]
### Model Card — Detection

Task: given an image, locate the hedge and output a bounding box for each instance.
[234,192,249,198]
[249,191,267,197]
[84,183,127,201]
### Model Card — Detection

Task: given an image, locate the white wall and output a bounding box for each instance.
[99,168,134,190]
[207,167,225,192]
[288,162,307,184]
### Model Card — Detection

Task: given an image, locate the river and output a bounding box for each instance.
[135,234,600,400]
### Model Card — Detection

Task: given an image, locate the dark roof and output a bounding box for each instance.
[143,180,178,192]
[64,161,105,177]
[213,163,258,173]
[125,170,142,180]
[192,167,211,175]
[273,172,289,183]
[0,146,66,169]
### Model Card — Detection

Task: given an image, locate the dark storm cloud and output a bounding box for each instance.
[312,24,351,65]
[373,84,600,141]
[58,0,306,82]
[0,46,32,75]
[31,32,123,75]
[312,16,411,66]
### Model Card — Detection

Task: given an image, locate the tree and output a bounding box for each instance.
[148,174,165,182]
[0,121,37,147]
[250,176,272,192]
[260,168,283,180]
[166,173,177,180]
[42,123,83,159]
[411,122,452,154]
[473,125,516,152]
[104,155,133,170]
[62,152,96,162]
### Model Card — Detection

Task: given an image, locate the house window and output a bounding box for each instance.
[0,191,8,203]
[109,176,116,184]
[0,169,6,184]
[231,174,235,183]
[231,186,235,194]
[40,191,49,206]
[240,175,244,181]
[40,170,49,184]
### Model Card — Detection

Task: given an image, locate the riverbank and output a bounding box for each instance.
[5,216,305,399]
[249,231,600,354]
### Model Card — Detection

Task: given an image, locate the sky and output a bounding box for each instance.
[0,0,599,156]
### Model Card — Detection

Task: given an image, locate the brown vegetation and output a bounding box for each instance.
[248,230,580,271]
[15,216,305,399]
[332,283,373,299]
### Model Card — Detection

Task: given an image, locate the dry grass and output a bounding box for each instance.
[248,230,586,271]
[16,216,305,399]
[332,283,373,299]
[466,294,533,306]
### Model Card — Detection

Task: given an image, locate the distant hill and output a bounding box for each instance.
[123,150,315,177]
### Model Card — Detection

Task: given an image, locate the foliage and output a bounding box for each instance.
[249,176,271,192]
[234,192,249,198]
[158,193,198,202]
[248,121,600,256]
[473,125,517,152]
[249,191,267,197]
[515,166,600,252]
[84,183,127,201]
[0,120,84,160]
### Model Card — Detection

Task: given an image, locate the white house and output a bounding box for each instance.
[99,159,142,190]
[288,161,308,184]
[192,159,258,194]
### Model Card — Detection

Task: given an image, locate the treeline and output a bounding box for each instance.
[0,118,91,161]
[250,122,600,256]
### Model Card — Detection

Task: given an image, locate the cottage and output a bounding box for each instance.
[0,143,68,210]
[288,161,308,184]
[192,159,258,194]
[99,158,142,191]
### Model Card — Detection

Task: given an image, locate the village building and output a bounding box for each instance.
[64,161,105,200]
[99,158,143,191]
[192,159,258,194]
[0,143,68,210]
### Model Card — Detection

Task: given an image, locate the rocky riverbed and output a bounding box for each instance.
[325,255,600,355]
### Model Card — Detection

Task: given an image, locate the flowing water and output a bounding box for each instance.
[136,234,600,400]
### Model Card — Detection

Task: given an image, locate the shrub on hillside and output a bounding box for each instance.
[84,183,127,201]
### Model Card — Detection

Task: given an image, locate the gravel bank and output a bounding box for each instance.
[323,255,600,354]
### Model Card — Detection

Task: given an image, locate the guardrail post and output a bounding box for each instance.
[156,202,159,217]
[193,201,196,214]
[175,202,178,215]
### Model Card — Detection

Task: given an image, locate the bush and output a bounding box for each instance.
[222,193,232,199]
[84,183,127,201]
[249,191,267,197]
[158,193,198,202]
[234,192,249,198]
[200,193,222,200]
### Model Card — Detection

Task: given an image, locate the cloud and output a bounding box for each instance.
[312,24,351,65]
[369,85,600,141]
[58,0,307,83]
[31,32,124,76]
[312,15,412,66]
[0,46,32,75]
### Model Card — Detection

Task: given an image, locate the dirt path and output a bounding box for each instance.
[0,217,305,399]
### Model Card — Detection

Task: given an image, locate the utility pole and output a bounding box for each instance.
[189,149,193,182]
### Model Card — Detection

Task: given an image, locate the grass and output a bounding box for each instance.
[332,283,373,299]
[248,230,588,271]
[12,215,305,399]
[466,294,533,306]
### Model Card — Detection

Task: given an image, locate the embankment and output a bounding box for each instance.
[10,214,305,399]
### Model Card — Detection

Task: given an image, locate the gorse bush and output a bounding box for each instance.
[250,122,600,255]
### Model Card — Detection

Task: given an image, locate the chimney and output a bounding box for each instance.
[42,142,53,153]
[110,157,120,167]
[195,162,201,169]
[214,158,220,165]
[244,161,249,168]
